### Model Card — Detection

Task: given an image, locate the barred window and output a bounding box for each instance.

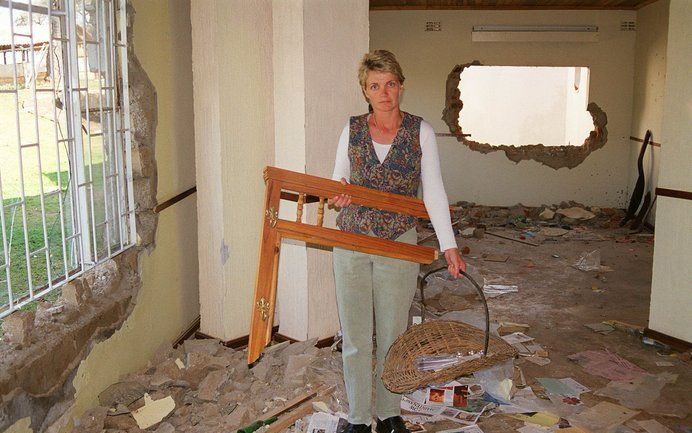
[0,0,135,317]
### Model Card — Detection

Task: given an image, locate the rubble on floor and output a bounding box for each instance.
[70,205,690,433]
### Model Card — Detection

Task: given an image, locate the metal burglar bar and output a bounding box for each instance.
[0,0,135,318]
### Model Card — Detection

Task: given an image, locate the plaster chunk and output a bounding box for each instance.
[84,259,121,294]
[539,208,556,220]
[131,145,156,179]
[557,207,596,220]
[197,370,229,402]
[131,394,175,430]
[99,381,148,408]
[280,338,318,360]
[103,413,137,430]
[154,421,175,433]
[183,338,222,356]
[223,404,252,430]
[61,279,92,309]
[2,311,35,346]
[73,406,108,433]
[251,357,272,381]
[283,354,315,386]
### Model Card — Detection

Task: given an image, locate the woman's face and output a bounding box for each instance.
[364,71,402,113]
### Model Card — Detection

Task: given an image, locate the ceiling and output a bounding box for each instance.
[370,0,660,10]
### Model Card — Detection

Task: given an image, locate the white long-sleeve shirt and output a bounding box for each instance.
[332,119,458,252]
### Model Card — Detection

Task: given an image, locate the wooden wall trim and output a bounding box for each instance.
[630,135,661,147]
[153,186,197,214]
[644,327,692,352]
[656,188,692,201]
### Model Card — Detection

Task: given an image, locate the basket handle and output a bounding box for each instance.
[418,266,490,357]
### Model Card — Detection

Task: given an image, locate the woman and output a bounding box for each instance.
[329,50,465,433]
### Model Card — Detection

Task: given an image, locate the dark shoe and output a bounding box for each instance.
[376,416,410,433]
[339,422,372,433]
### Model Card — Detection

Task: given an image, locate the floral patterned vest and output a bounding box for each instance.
[336,111,422,240]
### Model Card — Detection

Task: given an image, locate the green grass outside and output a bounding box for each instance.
[1,86,112,313]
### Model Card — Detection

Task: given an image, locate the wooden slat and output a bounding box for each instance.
[249,167,449,364]
[277,220,438,265]
[630,135,661,148]
[656,187,692,201]
[265,166,445,218]
[247,179,283,364]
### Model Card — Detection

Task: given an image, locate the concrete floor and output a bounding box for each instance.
[417,226,691,431]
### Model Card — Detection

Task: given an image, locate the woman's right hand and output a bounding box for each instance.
[328,178,352,209]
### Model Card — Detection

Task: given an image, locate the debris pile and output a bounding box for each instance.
[70,338,347,433]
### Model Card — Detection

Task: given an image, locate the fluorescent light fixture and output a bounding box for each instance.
[473,25,598,33]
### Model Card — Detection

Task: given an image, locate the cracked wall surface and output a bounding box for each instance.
[442,62,609,170]
[0,2,163,431]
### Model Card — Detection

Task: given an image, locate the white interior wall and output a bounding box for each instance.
[648,0,692,343]
[459,66,568,146]
[630,0,669,223]
[193,0,275,340]
[370,10,637,207]
[303,1,370,339]
[273,0,369,341]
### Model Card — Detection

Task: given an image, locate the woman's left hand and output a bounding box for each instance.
[444,248,466,279]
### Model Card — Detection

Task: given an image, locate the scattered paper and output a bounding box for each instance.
[634,420,674,433]
[525,356,551,366]
[436,425,485,433]
[584,322,615,334]
[511,412,560,427]
[498,322,530,335]
[518,424,551,433]
[483,284,518,297]
[501,332,534,345]
[439,404,487,425]
[131,394,175,429]
[595,372,677,410]
[306,411,347,433]
[655,361,674,367]
[537,378,581,398]
[573,401,639,431]
[482,254,509,262]
[174,358,185,369]
[559,378,590,395]
[568,350,646,381]
[426,384,470,408]
[402,396,445,416]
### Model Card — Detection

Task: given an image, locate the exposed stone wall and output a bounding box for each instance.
[442,62,609,170]
[0,3,158,431]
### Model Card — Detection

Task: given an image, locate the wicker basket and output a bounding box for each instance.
[381,268,517,394]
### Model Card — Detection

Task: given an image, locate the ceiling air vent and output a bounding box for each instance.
[621,21,637,31]
[425,21,442,32]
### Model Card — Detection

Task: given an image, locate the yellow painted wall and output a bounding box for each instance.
[58,0,198,430]
[371,10,637,207]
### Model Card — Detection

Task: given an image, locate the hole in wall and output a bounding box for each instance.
[442,61,608,170]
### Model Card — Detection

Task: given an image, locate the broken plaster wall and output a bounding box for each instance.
[370,10,637,207]
[2,1,198,432]
[629,0,669,224]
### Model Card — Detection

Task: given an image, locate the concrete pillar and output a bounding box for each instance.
[274,0,369,340]
[192,0,368,341]
[192,0,275,340]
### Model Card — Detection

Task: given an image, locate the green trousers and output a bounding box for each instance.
[333,228,419,425]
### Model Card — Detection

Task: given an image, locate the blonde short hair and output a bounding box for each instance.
[358,50,405,91]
